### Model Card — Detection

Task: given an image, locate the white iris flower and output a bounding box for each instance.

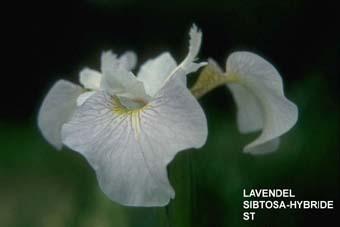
[38,25,208,206]
[196,52,298,154]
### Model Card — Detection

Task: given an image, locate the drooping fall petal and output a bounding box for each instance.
[61,76,207,206]
[226,51,298,154]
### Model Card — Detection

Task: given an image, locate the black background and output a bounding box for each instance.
[3,0,339,121]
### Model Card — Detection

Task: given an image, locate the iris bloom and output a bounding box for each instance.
[38,26,207,206]
[192,51,298,154]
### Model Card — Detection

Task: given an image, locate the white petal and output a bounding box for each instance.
[227,83,264,133]
[100,51,148,99]
[226,51,298,154]
[38,80,83,149]
[181,24,206,73]
[76,91,96,106]
[119,51,137,70]
[161,25,207,88]
[137,52,183,96]
[61,77,207,206]
[209,58,263,133]
[79,68,102,90]
[245,138,280,155]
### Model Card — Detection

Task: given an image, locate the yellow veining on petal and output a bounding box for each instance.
[190,65,239,99]
[111,97,148,140]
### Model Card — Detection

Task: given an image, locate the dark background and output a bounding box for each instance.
[1,0,339,226]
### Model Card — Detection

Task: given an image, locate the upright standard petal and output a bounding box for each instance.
[119,51,138,71]
[61,76,207,206]
[160,25,207,89]
[137,24,207,96]
[137,52,178,96]
[79,68,102,90]
[38,80,83,149]
[226,51,298,154]
[181,24,206,73]
[100,51,148,100]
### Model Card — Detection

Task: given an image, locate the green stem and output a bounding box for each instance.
[189,150,196,224]
[158,205,171,227]
[165,205,171,227]
[166,152,195,227]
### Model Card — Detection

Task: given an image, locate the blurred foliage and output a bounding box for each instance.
[0,75,339,227]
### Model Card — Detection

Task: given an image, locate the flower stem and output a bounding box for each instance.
[158,205,171,227]
[165,205,171,227]
[166,151,196,227]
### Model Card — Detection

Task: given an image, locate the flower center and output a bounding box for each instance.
[111,96,149,140]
